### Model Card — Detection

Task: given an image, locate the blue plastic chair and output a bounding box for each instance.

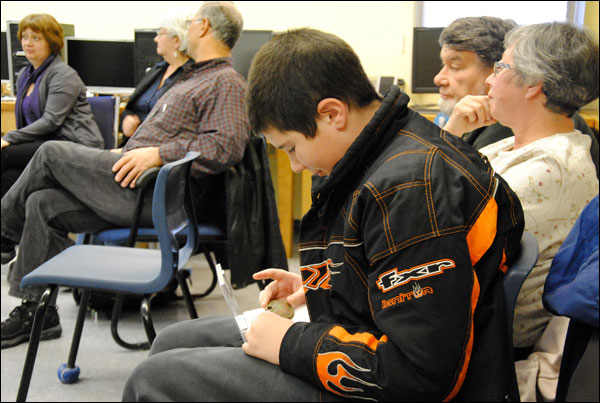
[504,231,539,351]
[87,96,118,149]
[72,174,225,350]
[502,231,539,399]
[16,152,200,402]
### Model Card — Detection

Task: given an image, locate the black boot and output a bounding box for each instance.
[1,300,62,349]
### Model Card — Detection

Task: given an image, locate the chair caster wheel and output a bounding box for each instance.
[58,363,80,383]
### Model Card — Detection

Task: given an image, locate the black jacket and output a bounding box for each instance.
[280,87,524,401]
[224,135,289,288]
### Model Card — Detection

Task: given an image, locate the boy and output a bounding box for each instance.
[123,28,524,402]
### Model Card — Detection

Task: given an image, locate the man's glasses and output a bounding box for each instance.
[494,62,513,77]
[185,18,203,27]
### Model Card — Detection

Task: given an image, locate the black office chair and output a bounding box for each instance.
[16,152,200,402]
[555,320,598,401]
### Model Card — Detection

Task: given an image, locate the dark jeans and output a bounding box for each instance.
[1,141,154,304]
[1,140,46,198]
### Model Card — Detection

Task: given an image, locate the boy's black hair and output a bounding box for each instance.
[246,28,381,138]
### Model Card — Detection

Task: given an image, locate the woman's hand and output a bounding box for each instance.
[253,269,305,308]
[122,114,142,138]
[1,139,10,149]
[443,95,497,137]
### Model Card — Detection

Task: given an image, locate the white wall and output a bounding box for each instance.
[1,1,425,100]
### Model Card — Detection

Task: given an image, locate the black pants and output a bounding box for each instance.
[1,140,47,198]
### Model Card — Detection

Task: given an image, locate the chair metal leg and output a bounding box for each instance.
[140,295,156,345]
[176,270,198,319]
[17,286,58,402]
[66,290,91,368]
[110,294,150,350]
[188,244,218,299]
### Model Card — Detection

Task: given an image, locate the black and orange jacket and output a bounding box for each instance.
[279,87,524,401]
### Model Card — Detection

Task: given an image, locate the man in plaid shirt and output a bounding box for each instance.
[0,2,251,349]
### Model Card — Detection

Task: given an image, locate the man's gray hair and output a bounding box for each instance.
[160,8,195,54]
[506,22,599,116]
[199,1,243,49]
[439,16,517,68]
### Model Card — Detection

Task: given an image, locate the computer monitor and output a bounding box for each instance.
[134,29,162,86]
[411,27,444,93]
[232,30,273,79]
[1,31,8,81]
[377,76,399,97]
[65,37,134,94]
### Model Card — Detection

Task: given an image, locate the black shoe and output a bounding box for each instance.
[1,300,62,349]
[1,237,17,265]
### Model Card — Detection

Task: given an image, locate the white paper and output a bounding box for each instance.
[216,264,309,342]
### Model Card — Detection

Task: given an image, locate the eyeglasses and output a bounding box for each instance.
[185,18,203,27]
[494,62,513,77]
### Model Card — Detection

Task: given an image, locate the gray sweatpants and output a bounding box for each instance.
[1,141,153,303]
[121,316,345,402]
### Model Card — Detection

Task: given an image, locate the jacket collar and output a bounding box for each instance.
[313,86,412,199]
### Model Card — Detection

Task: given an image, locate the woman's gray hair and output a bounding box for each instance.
[506,22,599,116]
[160,8,194,54]
[439,17,517,68]
[198,1,243,49]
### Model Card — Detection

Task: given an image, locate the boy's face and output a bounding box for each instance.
[263,122,348,177]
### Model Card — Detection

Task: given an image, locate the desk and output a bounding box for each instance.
[1,100,17,134]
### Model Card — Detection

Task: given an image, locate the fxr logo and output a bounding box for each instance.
[376,259,455,293]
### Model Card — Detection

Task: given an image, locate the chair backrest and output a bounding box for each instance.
[87,96,119,149]
[503,231,539,350]
[150,151,200,292]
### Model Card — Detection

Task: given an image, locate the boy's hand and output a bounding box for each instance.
[241,311,294,365]
[443,95,496,137]
[253,269,305,308]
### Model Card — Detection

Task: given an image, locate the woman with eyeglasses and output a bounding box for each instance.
[448,22,598,401]
[118,8,194,147]
[1,13,103,201]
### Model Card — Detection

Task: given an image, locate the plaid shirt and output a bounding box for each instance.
[124,58,251,178]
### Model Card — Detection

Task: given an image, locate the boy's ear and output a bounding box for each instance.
[316,98,348,130]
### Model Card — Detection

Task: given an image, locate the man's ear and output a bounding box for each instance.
[525,82,544,100]
[196,18,211,38]
[316,98,348,130]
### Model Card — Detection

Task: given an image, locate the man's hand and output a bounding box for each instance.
[241,310,294,365]
[253,269,305,308]
[111,146,161,188]
[1,139,10,149]
[443,95,497,137]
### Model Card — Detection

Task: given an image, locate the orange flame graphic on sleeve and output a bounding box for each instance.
[316,351,381,399]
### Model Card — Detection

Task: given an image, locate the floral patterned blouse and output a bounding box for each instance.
[480,131,599,347]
